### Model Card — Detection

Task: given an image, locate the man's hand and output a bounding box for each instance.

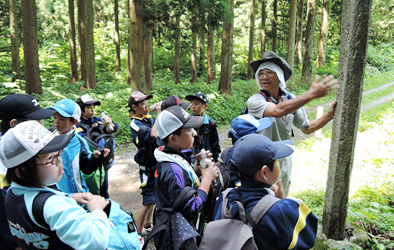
[309,75,339,99]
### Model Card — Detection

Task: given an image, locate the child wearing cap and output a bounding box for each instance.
[76,94,118,198]
[213,134,318,249]
[128,91,162,237]
[48,99,109,195]
[186,92,221,163]
[0,121,110,249]
[153,105,218,249]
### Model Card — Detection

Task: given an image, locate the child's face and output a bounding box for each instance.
[133,100,148,116]
[190,99,207,116]
[265,160,281,185]
[172,128,197,151]
[53,113,75,135]
[35,151,64,186]
[82,104,95,119]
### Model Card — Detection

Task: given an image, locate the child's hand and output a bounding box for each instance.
[71,192,93,205]
[93,150,101,158]
[200,162,218,182]
[103,148,110,158]
[270,179,285,199]
[196,149,213,162]
[87,195,110,211]
[92,122,99,127]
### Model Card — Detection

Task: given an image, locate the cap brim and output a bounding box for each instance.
[48,107,72,118]
[255,117,272,132]
[180,102,191,110]
[84,100,101,106]
[24,108,55,120]
[272,140,295,160]
[39,133,73,154]
[250,57,292,80]
[182,116,204,129]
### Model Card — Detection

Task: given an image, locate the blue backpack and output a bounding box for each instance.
[33,192,140,250]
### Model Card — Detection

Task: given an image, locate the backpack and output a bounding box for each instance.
[204,147,231,222]
[241,90,293,115]
[33,192,140,250]
[142,187,200,250]
[199,188,279,250]
[133,119,159,170]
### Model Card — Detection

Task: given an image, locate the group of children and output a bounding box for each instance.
[0,90,318,249]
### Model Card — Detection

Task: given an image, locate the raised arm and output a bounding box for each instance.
[301,101,337,134]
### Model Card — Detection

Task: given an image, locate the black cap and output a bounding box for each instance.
[186,92,209,104]
[161,95,191,110]
[0,94,55,120]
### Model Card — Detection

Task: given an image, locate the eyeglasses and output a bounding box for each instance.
[37,150,63,166]
[258,70,276,77]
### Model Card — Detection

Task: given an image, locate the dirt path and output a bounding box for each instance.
[108,81,394,213]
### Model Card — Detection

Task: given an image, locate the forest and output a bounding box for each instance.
[1,0,394,249]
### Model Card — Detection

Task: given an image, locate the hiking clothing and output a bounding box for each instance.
[192,114,221,163]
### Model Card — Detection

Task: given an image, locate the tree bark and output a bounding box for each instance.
[68,0,78,83]
[317,0,330,68]
[301,0,316,85]
[296,0,304,66]
[174,15,181,84]
[261,0,266,54]
[272,0,278,52]
[218,0,234,94]
[199,28,205,74]
[144,25,153,92]
[206,29,215,84]
[78,0,86,81]
[129,0,145,91]
[9,0,21,81]
[84,0,96,89]
[115,0,121,71]
[190,1,198,83]
[322,0,372,240]
[287,0,297,73]
[22,0,42,95]
[247,0,256,80]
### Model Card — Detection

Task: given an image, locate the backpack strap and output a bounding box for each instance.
[32,192,55,229]
[172,186,197,212]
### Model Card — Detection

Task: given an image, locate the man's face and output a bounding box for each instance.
[190,99,207,116]
[82,104,95,119]
[258,69,280,93]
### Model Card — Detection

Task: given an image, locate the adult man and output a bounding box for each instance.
[247,51,339,196]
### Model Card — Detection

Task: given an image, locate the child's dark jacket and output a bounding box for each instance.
[193,114,221,161]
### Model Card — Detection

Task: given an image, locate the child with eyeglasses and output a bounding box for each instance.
[0,121,111,249]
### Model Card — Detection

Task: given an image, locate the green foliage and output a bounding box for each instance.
[366,42,394,72]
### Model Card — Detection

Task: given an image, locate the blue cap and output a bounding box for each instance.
[230,134,294,175]
[48,99,81,121]
[228,114,271,140]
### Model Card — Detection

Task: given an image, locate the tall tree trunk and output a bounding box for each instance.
[218,0,234,94]
[9,0,21,81]
[317,0,330,68]
[261,0,266,54]
[144,25,153,92]
[301,0,316,85]
[22,0,42,95]
[206,29,215,84]
[322,0,372,240]
[287,0,297,73]
[115,0,121,71]
[296,0,304,66]
[174,15,181,84]
[199,28,205,74]
[190,2,198,83]
[272,0,278,52]
[247,0,256,80]
[85,0,96,89]
[129,0,145,91]
[78,0,86,81]
[68,0,78,83]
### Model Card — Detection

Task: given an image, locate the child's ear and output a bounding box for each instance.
[169,134,176,143]
[260,165,269,181]
[72,119,78,125]
[204,103,209,109]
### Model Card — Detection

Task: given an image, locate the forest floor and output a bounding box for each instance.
[108,81,394,215]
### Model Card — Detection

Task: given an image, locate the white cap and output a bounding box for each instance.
[0,121,73,169]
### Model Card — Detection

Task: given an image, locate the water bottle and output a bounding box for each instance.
[200,150,217,187]
[101,112,114,131]
[148,103,158,112]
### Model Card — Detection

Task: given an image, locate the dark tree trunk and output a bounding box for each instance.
[261,0,266,54]
[85,0,96,89]
[199,28,205,74]
[272,0,278,52]
[144,25,153,92]
[78,0,86,81]
[218,0,234,94]
[206,29,215,84]
[9,0,21,81]
[22,0,42,95]
[317,0,330,68]
[68,0,78,83]
[296,0,304,66]
[174,15,181,84]
[301,0,316,85]
[287,0,297,72]
[190,1,198,83]
[247,0,256,80]
[115,0,121,71]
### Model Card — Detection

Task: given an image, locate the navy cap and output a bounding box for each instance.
[186,92,209,104]
[228,114,271,140]
[0,94,55,120]
[230,134,294,175]
[161,95,191,111]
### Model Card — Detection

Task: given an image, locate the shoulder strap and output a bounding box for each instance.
[219,147,231,163]
[172,186,197,212]
[32,192,55,229]
[250,195,280,223]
